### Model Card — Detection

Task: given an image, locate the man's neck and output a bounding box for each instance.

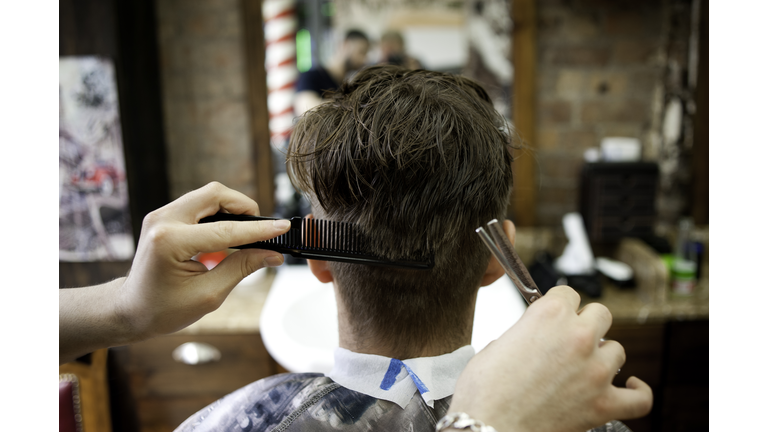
[339,339,471,359]
[333,283,478,360]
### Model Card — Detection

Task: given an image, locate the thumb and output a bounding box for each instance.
[202,249,284,292]
[606,377,654,420]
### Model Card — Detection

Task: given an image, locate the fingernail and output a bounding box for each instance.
[273,219,291,230]
[263,255,284,267]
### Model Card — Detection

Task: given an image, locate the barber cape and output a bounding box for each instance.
[175,346,632,432]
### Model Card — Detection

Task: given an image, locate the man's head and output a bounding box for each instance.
[287,66,514,358]
[379,30,405,63]
[340,29,370,73]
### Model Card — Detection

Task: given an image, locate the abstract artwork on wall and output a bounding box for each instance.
[59,56,135,261]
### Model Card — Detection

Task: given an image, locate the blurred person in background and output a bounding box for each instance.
[294,29,370,116]
[378,29,423,70]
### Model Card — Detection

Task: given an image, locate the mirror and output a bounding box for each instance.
[296,0,514,120]
[261,0,519,219]
[256,0,536,222]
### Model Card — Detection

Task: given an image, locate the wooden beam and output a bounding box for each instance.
[511,0,537,226]
[691,0,708,225]
[242,0,275,215]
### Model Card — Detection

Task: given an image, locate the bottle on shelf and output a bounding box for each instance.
[671,217,697,296]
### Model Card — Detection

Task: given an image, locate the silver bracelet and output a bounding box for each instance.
[436,412,498,432]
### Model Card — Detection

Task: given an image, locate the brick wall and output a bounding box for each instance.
[534,0,665,226]
[155,0,255,200]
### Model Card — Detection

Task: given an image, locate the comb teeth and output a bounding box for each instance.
[254,217,366,254]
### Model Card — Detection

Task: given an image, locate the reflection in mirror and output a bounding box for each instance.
[263,0,515,223]
[332,0,513,119]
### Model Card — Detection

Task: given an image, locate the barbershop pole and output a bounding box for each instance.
[263,0,298,150]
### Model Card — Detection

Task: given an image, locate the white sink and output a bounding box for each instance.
[260,264,528,374]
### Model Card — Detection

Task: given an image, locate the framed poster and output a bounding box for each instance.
[59,57,134,261]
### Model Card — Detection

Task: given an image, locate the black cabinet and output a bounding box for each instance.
[579,162,659,242]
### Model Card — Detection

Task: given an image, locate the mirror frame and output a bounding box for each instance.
[243,0,276,216]
[511,0,537,226]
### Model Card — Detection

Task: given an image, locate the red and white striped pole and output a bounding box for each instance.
[263,0,298,149]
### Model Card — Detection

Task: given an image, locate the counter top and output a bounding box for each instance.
[581,274,709,325]
[175,267,276,335]
[594,229,709,324]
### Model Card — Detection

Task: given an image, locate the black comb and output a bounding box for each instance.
[199,213,433,269]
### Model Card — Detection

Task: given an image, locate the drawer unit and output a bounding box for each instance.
[112,333,279,432]
[579,162,659,242]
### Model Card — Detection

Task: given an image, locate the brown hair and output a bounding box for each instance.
[287,65,515,358]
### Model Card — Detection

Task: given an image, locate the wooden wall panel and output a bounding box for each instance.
[242,0,276,216]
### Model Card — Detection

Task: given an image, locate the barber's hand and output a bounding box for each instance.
[449,286,653,432]
[116,182,290,340]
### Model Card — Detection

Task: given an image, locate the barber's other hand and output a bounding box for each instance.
[449,286,653,432]
[117,182,290,340]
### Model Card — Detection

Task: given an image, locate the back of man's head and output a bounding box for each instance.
[287,66,514,358]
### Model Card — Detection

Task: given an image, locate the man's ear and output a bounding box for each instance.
[308,259,334,283]
[303,213,335,283]
[480,219,516,287]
